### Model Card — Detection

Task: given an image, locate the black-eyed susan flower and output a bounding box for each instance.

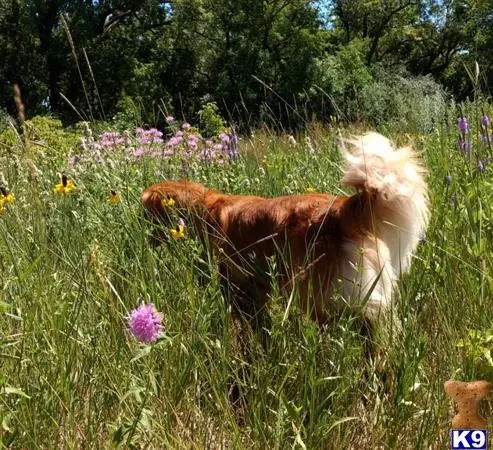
[108,190,121,204]
[55,174,75,195]
[162,197,175,208]
[0,186,14,205]
[0,187,15,213]
[170,219,185,240]
[4,193,15,204]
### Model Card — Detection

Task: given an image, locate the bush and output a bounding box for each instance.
[312,43,448,132]
[362,66,448,133]
[113,94,144,130]
[311,40,373,122]
[0,110,14,134]
[23,115,79,158]
[198,102,228,138]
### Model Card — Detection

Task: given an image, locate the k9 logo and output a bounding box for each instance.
[451,430,488,450]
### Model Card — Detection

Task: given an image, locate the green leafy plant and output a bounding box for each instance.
[198,102,227,138]
[457,328,493,380]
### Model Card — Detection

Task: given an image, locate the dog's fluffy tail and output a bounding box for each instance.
[342,132,429,273]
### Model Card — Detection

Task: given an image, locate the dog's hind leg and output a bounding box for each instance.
[219,266,271,350]
[218,268,271,419]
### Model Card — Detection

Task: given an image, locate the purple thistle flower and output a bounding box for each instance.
[134,148,145,158]
[103,138,124,147]
[219,132,230,144]
[199,147,216,161]
[229,126,239,158]
[128,303,163,343]
[165,115,174,123]
[101,131,119,139]
[458,116,468,134]
[477,160,484,172]
[149,128,163,138]
[138,135,151,145]
[100,131,124,147]
[456,137,472,157]
[230,126,238,147]
[182,123,191,130]
[445,175,452,185]
[167,136,183,147]
[136,128,163,145]
[481,115,489,127]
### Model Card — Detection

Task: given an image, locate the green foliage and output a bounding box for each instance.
[0,124,18,148]
[0,110,13,134]
[457,328,493,381]
[312,44,448,131]
[312,40,373,122]
[24,115,79,159]
[360,68,448,132]
[113,94,144,130]
[198,102,227,137]
[1,0,492,129]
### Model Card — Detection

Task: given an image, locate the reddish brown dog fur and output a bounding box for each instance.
[141,133,429,339]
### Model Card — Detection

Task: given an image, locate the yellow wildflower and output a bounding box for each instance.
[3,193,14,204]
[305,187,315,193]
[162,197,175,208]
[108,190,121,204]
[170,224,185,240]
[0,187,14,212]
[55,175,75,195]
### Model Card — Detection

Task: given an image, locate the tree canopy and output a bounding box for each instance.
[1,0,492,128]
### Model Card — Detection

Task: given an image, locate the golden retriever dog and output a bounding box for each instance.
[141,133,429,347]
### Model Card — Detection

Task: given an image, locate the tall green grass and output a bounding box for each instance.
[1,109,492,448]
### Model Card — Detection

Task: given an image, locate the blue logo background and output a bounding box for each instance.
[451,429,488,450]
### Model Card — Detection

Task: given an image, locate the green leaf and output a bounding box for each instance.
[326,417,358,434]
[130,345,152,362]
[2,386,30,399]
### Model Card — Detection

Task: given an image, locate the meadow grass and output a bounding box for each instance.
[1,111,493,449]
